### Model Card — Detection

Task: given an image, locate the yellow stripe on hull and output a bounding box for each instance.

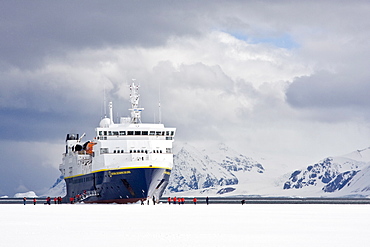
[64,166,172,179]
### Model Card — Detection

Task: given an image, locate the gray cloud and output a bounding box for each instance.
[287,71,369,107]
[5,0,367,69]
[286,71,370,122]
[0,1,207,68]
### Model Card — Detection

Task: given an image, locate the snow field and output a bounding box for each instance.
[0,203,369,247]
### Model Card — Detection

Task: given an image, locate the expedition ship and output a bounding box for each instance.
[59,81,176,203]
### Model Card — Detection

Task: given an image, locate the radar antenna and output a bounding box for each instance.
[129,79,144,124]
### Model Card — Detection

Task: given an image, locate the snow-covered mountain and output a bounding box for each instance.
[281,148,370,197]
[14,191,38,198]
[42,175,66,197]
[283,157,362,192]
[164,144,370,197]
[164,143,264,195]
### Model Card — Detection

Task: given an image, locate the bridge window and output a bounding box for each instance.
[127,131,134,135]
[135,131,141,135]
[119,131,126,135]
[142,131,148,135]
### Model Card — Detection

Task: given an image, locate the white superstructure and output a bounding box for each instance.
[60,81,176,179]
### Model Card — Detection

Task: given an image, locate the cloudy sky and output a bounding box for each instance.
[1,1,370,196]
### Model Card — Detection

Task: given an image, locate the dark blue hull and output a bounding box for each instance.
[64,167,171,203]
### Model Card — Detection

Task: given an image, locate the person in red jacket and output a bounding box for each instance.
[33,198,37,205]
[193,197,197,205]
[173,197,176,205]
[181,198,185,204]
[167,197,171,205]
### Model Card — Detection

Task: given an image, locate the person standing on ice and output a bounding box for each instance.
[23,197,26,205]
[173,197,176,205]
[152,196,156,205]
[206,196,209,205]
[193,197,197,205]
[168,197,171,205]
[33,198,36,205]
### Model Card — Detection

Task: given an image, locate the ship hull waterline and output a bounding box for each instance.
[63,167,171,204]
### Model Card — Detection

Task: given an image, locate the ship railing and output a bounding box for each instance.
[76,190,100,202]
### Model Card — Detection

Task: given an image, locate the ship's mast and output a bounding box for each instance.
[109,101,114,124]
[129,79,144,124]
[158,80,161,124]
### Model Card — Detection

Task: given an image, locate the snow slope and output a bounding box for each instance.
[41,175,66,197]
[335,165,370,197]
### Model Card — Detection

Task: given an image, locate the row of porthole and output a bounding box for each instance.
[98,130,175,136]
[112,150,163,154]
[130,150,162,153]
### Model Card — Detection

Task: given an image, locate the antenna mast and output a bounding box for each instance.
[103,85,107,118]
[158,80,161,124]
[109,101,114,124]
[129,79,144,124]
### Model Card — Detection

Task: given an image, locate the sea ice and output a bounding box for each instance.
[0,203,369,247]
